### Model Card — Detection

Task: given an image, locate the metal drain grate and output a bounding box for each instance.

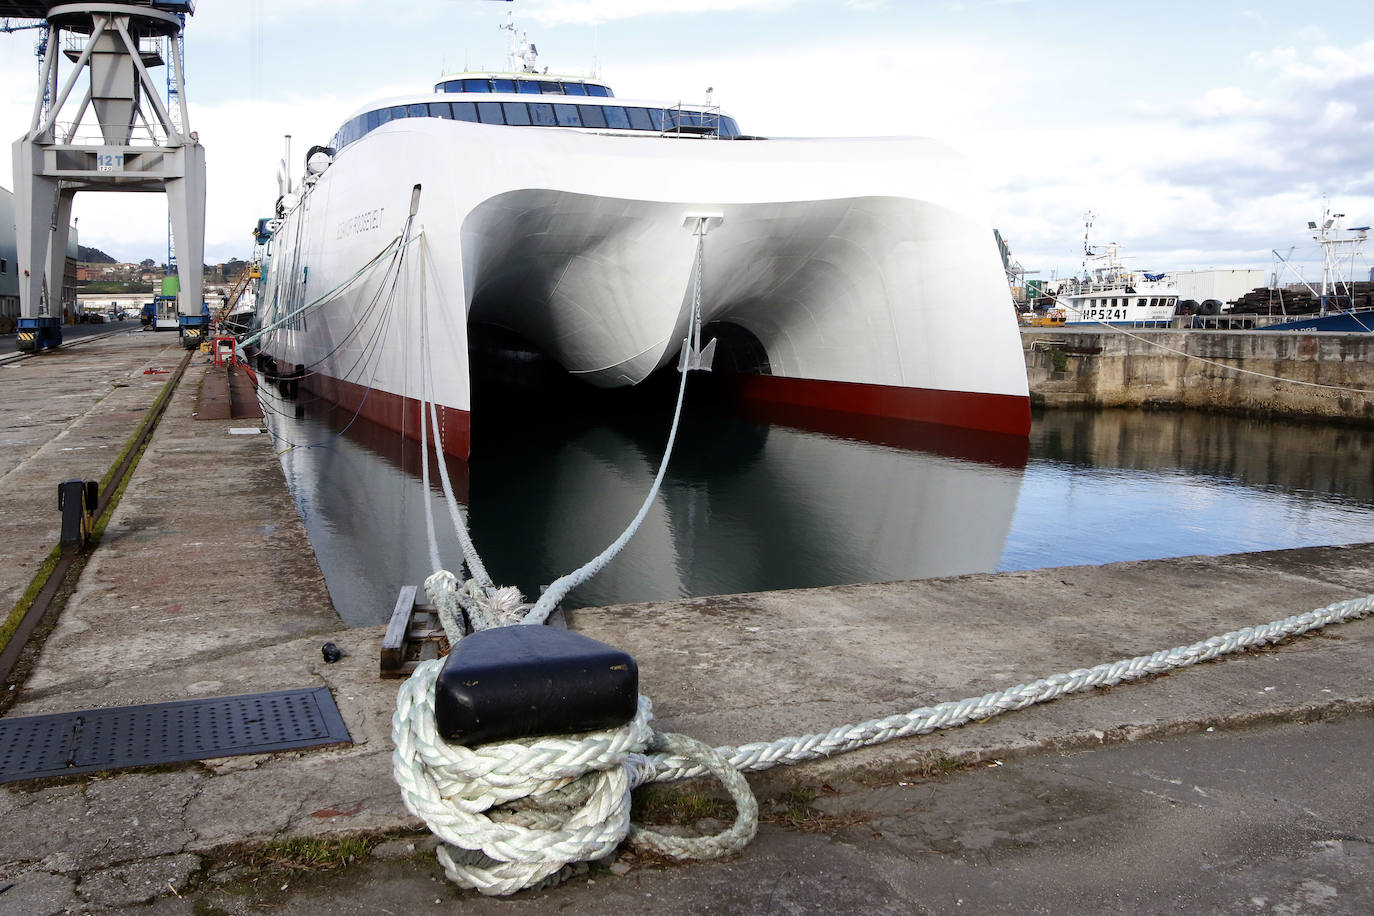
[0,687,351,784]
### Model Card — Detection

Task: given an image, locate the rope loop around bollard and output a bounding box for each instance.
[393,581,1374,896]
[392,655,761,896]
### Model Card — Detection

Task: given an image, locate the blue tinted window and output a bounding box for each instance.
[603,106,630,129]
[437,80,460,93]
[429,102,453,119]
[365,109,381,131]
[719,116,740,137]
[578,105,606,128]
[627,107,653,131]
[502,101,531,125]
[461,78,490,92]
[377,107,392,125]
[408,104,428,117]
[539,81,565,94]
[391,106,409,120]
[646,108,665,131]
[553,104,582,126]
[680,111,703,127]
[516,80,541,94]
[563,82,588,96]
[477,102,504,124]
[452,101,478,122]
[490,78,515,93]
[586,84,612,97]
[528,102,557,126]
[660,110,677,130]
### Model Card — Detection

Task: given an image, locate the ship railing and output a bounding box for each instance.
[46,121,175,148]
[661,103,722,137]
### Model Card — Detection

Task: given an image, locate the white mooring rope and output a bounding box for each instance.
[388,220,1374,896]
[393,589,1374,895]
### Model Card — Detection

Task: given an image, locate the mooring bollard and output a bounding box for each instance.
[434,626,639,746]
[57,479,99,549]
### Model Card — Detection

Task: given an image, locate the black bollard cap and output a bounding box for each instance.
[434,626,638,746]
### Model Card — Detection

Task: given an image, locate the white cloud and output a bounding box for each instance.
[1249,40,1374,86]
[1190,87,1270,118]
[519,0,799,27]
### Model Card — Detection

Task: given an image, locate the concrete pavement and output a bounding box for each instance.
[0,331,1370,914]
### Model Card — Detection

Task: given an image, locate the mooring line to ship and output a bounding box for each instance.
[390,225,1374,894]
[1083,320,1374,393]
[255,217,417,454]
[237,231,412,353]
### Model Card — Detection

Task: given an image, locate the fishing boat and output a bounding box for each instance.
[1261,205,1372,332]
[252,9,1030,458]
[1036,212,1178,327]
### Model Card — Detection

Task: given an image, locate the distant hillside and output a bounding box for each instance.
[78,245,117,264]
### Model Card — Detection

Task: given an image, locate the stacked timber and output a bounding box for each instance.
[1227,281,1374,315]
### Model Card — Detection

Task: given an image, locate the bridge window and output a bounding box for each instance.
[586,84,612,97]
[462,78,490,92]
[516,80,542,94]
[528,102,558,126]
[563,82,588,96]
[339,98,742,149]
[502,102,532,125]
[539,81,565,94]
[490,78,516,93]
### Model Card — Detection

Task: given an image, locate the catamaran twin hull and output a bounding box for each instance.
[259,118,1031,458]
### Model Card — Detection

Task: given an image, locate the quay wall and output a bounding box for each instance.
[1022,329,1374,423]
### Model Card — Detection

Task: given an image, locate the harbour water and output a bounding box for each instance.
[261,379,1374,627]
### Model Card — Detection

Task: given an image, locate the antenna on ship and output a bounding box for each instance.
[499,7,538,73]
[1080,210,1096,280]
[1308,198,1369,315]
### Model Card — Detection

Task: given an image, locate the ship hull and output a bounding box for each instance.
[258,118,1031,457]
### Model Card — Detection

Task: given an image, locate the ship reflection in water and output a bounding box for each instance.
[263,381,1374,627]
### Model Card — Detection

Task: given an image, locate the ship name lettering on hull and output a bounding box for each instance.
[336,208,386,239]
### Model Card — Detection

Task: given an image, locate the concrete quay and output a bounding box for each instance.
[0,331,1371,914]
[1023,327,1374,423]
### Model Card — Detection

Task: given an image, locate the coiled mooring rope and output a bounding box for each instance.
[391,572,1374,895]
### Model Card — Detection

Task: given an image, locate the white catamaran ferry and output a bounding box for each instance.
[253,10,1031,458]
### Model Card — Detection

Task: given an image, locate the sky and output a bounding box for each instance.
[2,0,1371,286]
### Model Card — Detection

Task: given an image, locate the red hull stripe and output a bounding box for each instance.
[304,374,472,459]
[735,375,1032,437]
[298,373,1023,461]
